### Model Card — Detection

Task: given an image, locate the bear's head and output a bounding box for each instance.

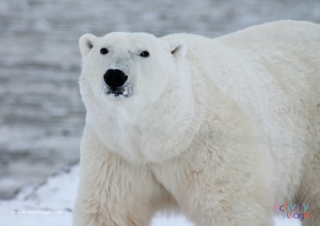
[78,33,204,162]
[79,32,187,113]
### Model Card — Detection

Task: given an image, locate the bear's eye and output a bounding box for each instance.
[140,51,150,57]
[100,48,109,55]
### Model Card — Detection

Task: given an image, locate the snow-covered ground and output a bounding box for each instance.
[0,164,302,226]
[0,0,319,225]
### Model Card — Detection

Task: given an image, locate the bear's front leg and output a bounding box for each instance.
[73,125,173,226]
[152,131,275,226]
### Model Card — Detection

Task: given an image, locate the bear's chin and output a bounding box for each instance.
[104,85,133,99]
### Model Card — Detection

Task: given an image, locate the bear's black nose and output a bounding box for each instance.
[104,69,128,90]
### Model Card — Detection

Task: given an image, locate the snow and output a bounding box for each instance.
[0,164,301,226]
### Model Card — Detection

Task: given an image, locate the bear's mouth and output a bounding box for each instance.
[104,85,133,99]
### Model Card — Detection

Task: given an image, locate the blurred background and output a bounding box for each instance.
[0,0,319,203]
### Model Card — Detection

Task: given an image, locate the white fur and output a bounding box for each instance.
[74,21,320,226]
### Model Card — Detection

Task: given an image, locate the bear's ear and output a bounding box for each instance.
[168,40,187,58]
[79,34,98,56]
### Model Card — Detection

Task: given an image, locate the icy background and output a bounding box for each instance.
[0,0,319,225]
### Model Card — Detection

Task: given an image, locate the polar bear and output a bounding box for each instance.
[73,20,320,226]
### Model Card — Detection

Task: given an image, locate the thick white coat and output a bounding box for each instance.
[74,21,320,226]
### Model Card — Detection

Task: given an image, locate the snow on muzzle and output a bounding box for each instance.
[103,69,132,98]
